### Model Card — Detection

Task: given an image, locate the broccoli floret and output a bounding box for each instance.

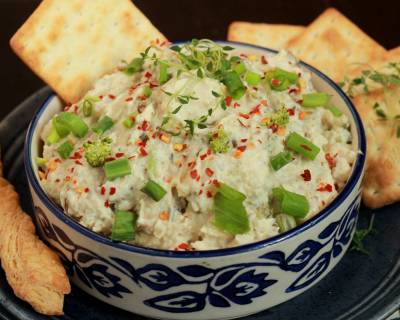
[209,129,231,153]
[84,137,112,167]
[266,106,290,127]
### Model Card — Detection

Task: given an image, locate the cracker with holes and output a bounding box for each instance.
[10,0,166,103]
[227,22,305,50]
[286,8,387,82]
[352,86,400,208]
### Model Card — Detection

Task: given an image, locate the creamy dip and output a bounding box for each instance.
[38,39,355,250]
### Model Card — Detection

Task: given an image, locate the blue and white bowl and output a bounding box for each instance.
[24,42,366,320]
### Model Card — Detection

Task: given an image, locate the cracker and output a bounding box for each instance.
[286,8,386,81]
[10,0,166,103]
[227,21,305,50]
[352,87,400,208]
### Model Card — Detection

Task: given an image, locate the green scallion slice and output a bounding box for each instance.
[272,187,309,218]
[245,71,261,86]
[301,92,331,108]
[275,213,297,232]
[327,105,342,117]
[45,126,61,145]
[286,132,320,160]
[111,211,137,241]
[234,62,246,75]
[55,112,88,138]
[93,116,114,134]
[223,71,246,100]
[213,192,250,235]
[124,57,144,75]
[141,180,167,201]
[143,86,152,97]
[265,68,298,91]
[159,61,169,84]
[52,117,70,138]
[104,158,131,180]
[57,141,74,159]
[270,151,293,171]
[123,118,135,129]
[218,182,246,201]
[35,157,47,168]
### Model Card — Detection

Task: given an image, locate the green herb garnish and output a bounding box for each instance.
[351,214,376,255]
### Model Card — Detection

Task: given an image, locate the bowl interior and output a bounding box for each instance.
[25,41,366,257]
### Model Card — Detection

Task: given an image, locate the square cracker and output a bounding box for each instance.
[10,0,166,103]
[352,86,400,208]
[227,22,305,50]
[286,8,386,82]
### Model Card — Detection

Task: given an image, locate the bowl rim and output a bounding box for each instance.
[24,40,366,258]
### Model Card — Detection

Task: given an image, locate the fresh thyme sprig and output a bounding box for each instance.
[350,214,376,255]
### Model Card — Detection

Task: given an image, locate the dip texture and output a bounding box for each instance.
[38,40,355,250]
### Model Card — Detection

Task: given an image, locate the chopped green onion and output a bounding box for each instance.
[123,118,135,129]
[327,105,342,117]
[45,126,60,145]
[272,187,309,218]
[81,96,100,117]
[35,157,47,168]
[265,68,298,91]
[223,71,246,100]
[93,116,114,134]
[275,213,297,232]
[301,92,331,108]
[245,71,261,86]
[141,180,167,201]
[213,191,250,235]
[111,211,137,241]
[217,182,246,201]
[286,132,320,160]
[104,158,131,180]
[270,151,293,171]
[55,112,88,138]
[234,62,246,75]
[57,141,74,159]
[142,86,152,97]
[52,117,70,138]
[124,57,144,75]
[159,61,169,84]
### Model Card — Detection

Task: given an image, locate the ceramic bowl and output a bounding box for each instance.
[24,41,366,320]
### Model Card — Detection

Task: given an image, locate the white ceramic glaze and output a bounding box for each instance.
[24,42,366,320]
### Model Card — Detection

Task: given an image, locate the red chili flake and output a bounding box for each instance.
[99,95,104,100]
[269,123,278,133]
[334,183,339,191]
[178,242,189,250]
[317,184,333,192]
[260,99,268,106]
[196,176,200,182]
[128,155,136,160]
[325,153,336,169]
[240,53,248,58]
[101,186,106,195]
[70,152,82,160]
[261,55,268,64]
[55,179,60,183]
[190,170,198,179]
[75,160,83,165]
[237,145,247,152]
[104,200,110,208]
[108,94,116,100]
[125,97,133,102]
[224,96,232,107]
[212,179,220,187]
[237,119,248,128]
[249,104,261,115]
[109,187,116,196]
[200,153,208,160]
[240,138,248,143]
[188,161,196,169]
[139,147,148,157]
[300,144,312,151]
[205,168,214,177]
[239,112,250,119]
[138,120,149,131]
[207,149,212,155]
[271,78,281,87]
[233,102,241,108]
[301,169,311,181]
[84,187,90,193]
[149,82,158,88]
[65,176,72,182]
[287,108,295,116]
[139,95,147,101]
[288,87,299,95]
[137,104,146,113]
[199,190,203,195]
[106,157,116,162]
[144,71,152,78]
[70,167,75,173]
[116,152,125,158]
[206,191,213,198]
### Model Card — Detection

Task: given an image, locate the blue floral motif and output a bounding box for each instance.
[35,192,360,313]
